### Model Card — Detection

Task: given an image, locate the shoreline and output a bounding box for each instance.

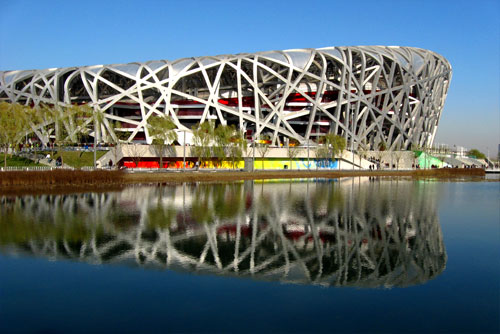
[0,168,487,195]
[122,168,486,183]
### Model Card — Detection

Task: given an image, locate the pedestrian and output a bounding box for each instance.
[108,159,113,169]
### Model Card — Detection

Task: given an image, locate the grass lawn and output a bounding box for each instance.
[45,150,108,168]
[0,154,42,167]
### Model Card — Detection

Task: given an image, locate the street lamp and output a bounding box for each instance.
[351,112,355,170]
[183,130,186,171]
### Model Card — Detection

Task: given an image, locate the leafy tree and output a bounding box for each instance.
[228,131,246,169]
[65,104,92,144]
[0,102,30,167]
[32,104,54,147]
[147,115,177,168]
[211,124,246,169]
[89,106,105,168]
[215,124,246,169]
[213,124,233,168]
[467,148,486,160]
[192,121,216,167]
[315,145,330,168]
[316,133,346,168]
[38,103,90,154]
[55,104,92,166]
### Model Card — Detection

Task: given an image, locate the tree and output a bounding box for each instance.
[128,144,148,168]
[56,104,92,166]
[215,125,246,169]
[393,150,405,170]
[287,138,302,170]
[147,115,177,169]
[192,121,216,168]
[32,104,54,147]
[107,121,131,168]
[213,124,233,168]
[316,133,346,169]
[65,104,92,144]
[256,134,271,170]
[0,102,30,168]
[467,149,486,160]
[89,106,105,169]
[357,142,368,169]
[38,103,90,156]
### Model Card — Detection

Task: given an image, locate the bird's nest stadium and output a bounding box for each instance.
[0,46,451,150]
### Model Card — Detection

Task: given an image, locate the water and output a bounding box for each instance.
[1,177,498,333]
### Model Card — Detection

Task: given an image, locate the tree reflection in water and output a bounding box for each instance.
[0,178,446,288]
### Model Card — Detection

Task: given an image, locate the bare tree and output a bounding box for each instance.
[257,134,271,170]
[287,139,302,170]
[128,144,148,168]
[106,121,131,168]
[357,141,368,169]
[393,151,405,170]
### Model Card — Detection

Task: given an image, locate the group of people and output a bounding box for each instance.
[45,153,63,166]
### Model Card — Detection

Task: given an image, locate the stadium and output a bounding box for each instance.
[0,46,451,151]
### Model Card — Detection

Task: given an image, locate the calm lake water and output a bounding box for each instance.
[1,177,499,333]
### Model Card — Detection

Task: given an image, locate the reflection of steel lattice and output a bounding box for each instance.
[0,46,451,149]
[0,179,446,287]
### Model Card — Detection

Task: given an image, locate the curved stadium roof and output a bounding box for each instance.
[0,46,451,149]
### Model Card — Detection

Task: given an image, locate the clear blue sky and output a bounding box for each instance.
[1,0,498,155]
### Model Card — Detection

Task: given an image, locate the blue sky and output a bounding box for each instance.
[1,0,498,154]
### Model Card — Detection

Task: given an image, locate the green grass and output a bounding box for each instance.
[0,154,41,167]
[45,150,107,168]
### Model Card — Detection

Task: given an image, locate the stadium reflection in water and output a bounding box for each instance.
[0,178,446,288]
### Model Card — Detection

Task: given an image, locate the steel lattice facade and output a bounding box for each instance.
[0,46,451,149]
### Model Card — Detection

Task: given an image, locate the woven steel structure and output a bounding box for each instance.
[0,46,451,149]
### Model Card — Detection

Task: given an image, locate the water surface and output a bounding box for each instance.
[1,177,498,333]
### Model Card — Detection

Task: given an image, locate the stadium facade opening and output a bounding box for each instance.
[0,46,452,150]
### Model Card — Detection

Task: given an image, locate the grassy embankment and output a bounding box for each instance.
[0,154,41,167]
[42,150,107,168]
[0,151,107,168]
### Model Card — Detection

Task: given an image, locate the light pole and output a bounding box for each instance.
[252,134,255,172]
[93,112,97,169]
[183,130,186,171]
[351,112,354,170]
[307,141,310,170]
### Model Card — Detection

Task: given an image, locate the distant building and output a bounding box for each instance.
[0,46,451,149]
